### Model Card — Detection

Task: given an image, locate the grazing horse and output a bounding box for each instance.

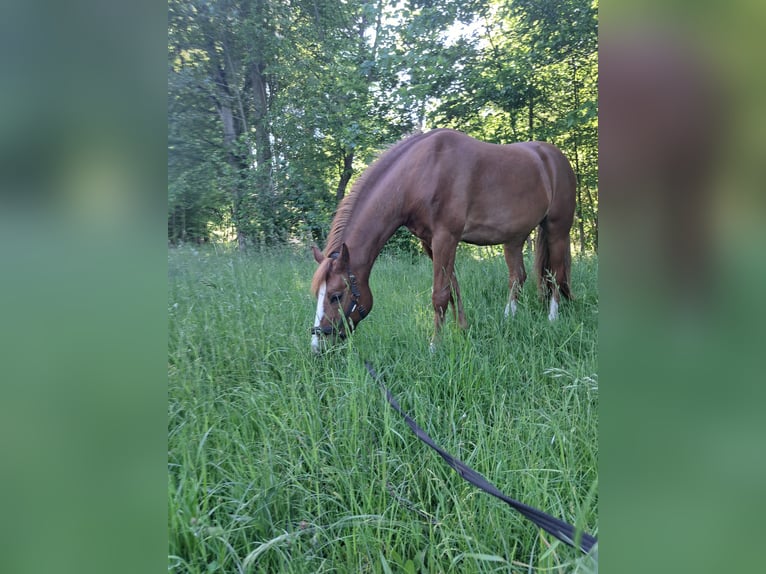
[310,129,575,352]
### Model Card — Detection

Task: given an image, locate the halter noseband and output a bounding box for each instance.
[310,252,367,336]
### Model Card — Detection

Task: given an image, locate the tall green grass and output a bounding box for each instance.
[168,244,598,573]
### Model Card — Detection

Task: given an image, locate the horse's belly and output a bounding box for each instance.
[460,209,539,245]
[461,224,528,246]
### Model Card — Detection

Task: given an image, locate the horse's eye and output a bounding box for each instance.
[329,293,342,305]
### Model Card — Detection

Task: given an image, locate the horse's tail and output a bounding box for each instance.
[534,216,573,301]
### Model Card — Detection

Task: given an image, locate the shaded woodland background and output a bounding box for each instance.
[168,0,598,252]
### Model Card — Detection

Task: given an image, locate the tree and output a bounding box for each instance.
[168,0,599,252]
[417,0,599,251]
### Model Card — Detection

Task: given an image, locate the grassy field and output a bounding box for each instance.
[168,244,598,573]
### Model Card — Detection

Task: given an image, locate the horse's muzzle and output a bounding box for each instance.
[311,325,333,336]
[310,325,347,339]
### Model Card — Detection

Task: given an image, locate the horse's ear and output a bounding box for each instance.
[339,243,350,268]
[311,245,324,264]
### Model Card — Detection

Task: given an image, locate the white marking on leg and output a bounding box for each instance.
[311,282,326,353]
[504,299,518,318]
[548,297,559,321]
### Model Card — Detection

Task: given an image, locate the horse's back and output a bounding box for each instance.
[512,141,576,225]
[405,131,572,244]
[418,131,573,205]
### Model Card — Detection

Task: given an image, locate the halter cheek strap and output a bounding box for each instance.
[329,251,367,321]
[346,270,367,320]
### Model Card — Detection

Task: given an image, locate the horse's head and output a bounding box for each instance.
[310,243,371,353]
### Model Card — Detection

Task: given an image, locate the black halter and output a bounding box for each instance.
[310,252,367,337]
[345,269,368,320]
[329,251,367,321]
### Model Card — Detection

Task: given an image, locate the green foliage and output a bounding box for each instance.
[168,0,598,252]
[380,226,423,259]
[168,246,598,572]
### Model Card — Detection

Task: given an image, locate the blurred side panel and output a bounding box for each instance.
[600,1,766,572]
[0,2,167,574]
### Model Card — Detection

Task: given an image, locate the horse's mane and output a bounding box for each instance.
[322,130,432,258]
[311,129,436,296]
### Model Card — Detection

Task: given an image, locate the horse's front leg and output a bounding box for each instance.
[430,236,463,347]
[431,274,450,341]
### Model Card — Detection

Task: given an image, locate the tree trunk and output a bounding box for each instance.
[570,57,586,253]
[584,184,598,252]
[335,151,355,203]
[251,61,272,169]
[205,21,250,250]
[218,102,249,249]
[528,90,534,141]
[251,60,276,243]
[576,179,585,253]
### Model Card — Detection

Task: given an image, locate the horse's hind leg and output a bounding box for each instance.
[449,268,468,329]
[535,218,573,321]
[503,241,527,318]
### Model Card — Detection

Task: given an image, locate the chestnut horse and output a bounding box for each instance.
[310,129,575,352]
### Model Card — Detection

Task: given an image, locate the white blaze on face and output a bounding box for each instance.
[548,297,559,321]
[311,281,327,353]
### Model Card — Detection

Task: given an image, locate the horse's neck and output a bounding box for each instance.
[343,199,403,282]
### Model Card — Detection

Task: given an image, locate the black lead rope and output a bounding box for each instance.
[365,362,597,556]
